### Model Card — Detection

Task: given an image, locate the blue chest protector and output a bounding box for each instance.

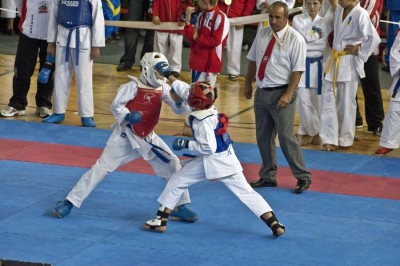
[57,0,93,65]
[189,113,233,153]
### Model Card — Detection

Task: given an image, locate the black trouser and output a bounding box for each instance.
[9,33,53,110]
[119,0,154,67]
[356,54,384,129]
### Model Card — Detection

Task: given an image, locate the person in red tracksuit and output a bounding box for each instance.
[152,0,184,77]
[182,0,230,87]
[218,0,256,81]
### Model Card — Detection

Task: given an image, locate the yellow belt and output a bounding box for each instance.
[324,49,348,94]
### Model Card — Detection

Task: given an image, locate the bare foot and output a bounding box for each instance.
[297,134,309,146]
[322,144,336,151]
[311,134,321,145]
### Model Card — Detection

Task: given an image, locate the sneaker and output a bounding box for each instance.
[0,106,26,117]
[228,74,238,81]
[113,32,121,40]
[170,205,198,223]
[54,200,73,218]
[35,107,52,118]
[355,124,363,129]
[81,117,96,127]
[368,126,382,136]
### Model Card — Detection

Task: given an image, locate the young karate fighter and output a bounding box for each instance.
[143,79,285,237]
[43,0,105,127]
[53,52,197,223]
[319,0,380,151]
[292,0,331,146]
[375,31,400,155]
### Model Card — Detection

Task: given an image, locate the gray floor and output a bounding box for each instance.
[0,30,393,89]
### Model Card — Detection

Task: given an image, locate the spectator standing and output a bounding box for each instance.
[383,0,400,70]
[244,2,312,193]
[320,0,380,151]
[1,0,53,118]
[375,31,400,155]
[183,0,230,87]
[117,0,154,71]
[152,0,183,77]
[354,0,385,135]
[292,0,331,146]
[218,0,256,81]
[102,0,121,43]
[1,0,17,35]
[43,0,105,127]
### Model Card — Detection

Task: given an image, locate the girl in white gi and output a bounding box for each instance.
[43,0,105,127]
[319,0,380,151]
[375,32,400,155]
[292,0,331,146]
[53,53,198,223]
[143,80,285,237]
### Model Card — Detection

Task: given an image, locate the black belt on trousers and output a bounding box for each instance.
[259,84,288,91]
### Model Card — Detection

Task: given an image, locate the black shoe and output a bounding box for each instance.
[295,179,311,194]
[113,32,121,40]
[117,63,132,71]
[250,179,277,188]
[368,126,382,136]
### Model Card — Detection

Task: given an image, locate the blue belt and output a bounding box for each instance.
[66,28,81,65]
[393,78,400,98]
[306,55,323,94]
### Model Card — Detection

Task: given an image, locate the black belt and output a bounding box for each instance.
[259,84,288,91]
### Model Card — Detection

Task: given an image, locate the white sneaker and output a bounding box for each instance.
[35,107,52,118]
[1,106,26,117]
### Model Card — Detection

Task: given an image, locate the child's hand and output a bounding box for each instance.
[47,43,56,56]
[90,47,100,60]
[152,16,161,25]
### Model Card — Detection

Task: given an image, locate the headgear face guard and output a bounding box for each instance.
[187,82,215,110]
[140,52,169,88]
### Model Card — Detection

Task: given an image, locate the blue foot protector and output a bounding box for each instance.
[170,205,198,223]
[43,113,65,123]
[54,200,73,218]
[81,117,96,127]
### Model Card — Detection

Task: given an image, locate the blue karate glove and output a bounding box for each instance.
[125,111,142,124]
[172,138,189,150]
[38,54,55,84]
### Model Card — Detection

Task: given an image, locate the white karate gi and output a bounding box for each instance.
[47,0,105,117]
[320,3,380,147]
[379,33,400,149]
[66,77,191,208]
[158,82,273,217]
[292,13,331,137]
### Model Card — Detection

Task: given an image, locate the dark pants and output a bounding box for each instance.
[356,54,384,129]
[119,0,154,67]
[9,33,53,110]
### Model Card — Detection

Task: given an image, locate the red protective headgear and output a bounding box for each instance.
[187,82,215,110]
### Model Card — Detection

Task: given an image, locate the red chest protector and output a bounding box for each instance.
[126,87,162,138]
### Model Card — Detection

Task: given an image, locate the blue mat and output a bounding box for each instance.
[0,120,399,266]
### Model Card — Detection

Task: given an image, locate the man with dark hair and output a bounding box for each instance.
[244,1,312,193]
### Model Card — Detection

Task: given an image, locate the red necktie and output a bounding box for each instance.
[257,35,276,81]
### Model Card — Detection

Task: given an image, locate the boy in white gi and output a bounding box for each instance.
[143,79,285,237]
[375,31,400,155]
[53,53,198,223]
[43,0,105,127]
[320,0,380,151]
[292,0,331,146]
